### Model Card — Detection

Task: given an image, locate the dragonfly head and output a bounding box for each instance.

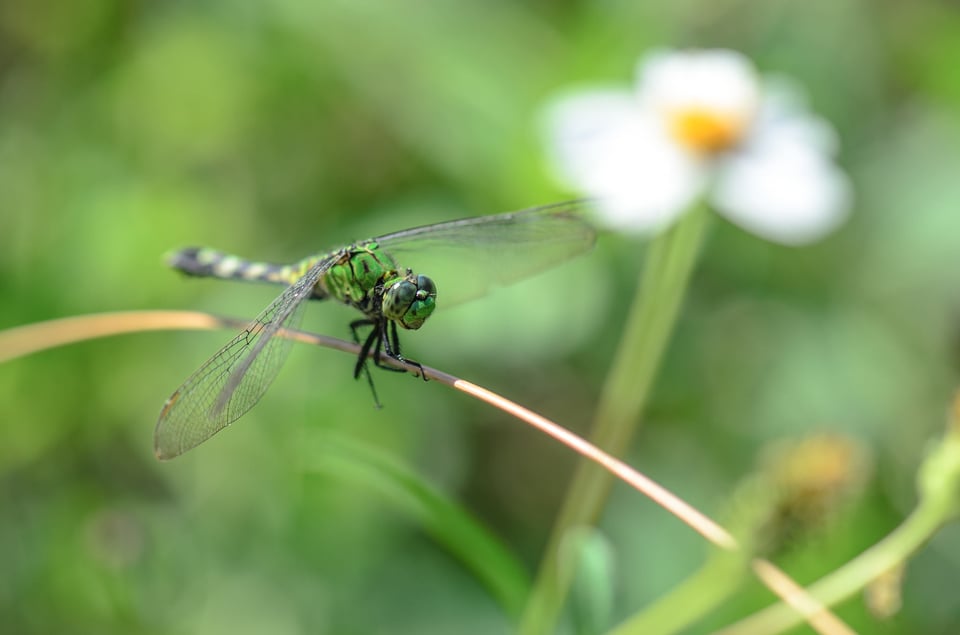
[382,272,437,330]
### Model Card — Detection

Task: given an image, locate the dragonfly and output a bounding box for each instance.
[155,200,596,460]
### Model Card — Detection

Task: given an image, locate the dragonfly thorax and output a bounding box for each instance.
[322,244,436,329]
[382,271,437,330]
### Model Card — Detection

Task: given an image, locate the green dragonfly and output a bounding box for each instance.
[155,201,596,460]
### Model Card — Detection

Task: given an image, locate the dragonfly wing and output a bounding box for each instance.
[154,257,333,460]
[374,200,596,307]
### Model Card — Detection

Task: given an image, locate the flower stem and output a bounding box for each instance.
[519,205,711,635]
[606,550,747,635]
[716,414,960,634]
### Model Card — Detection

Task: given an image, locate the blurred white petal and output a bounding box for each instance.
[544,89,704,234]
[544,89,641,181]
[750,79,841,156]
[584,137,705,234]
[637,49,760,119]
[712,134,852,245]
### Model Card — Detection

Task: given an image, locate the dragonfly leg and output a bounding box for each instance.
[350,318,423,382]
[352,321,375,376]
[351,318,403,374]
[370,319,407,375]
[350,318,370,372]
[382,320,427,382]
[350,319,383,408]
[389,320,401,356]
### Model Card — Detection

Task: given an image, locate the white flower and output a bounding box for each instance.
[545,49,852,245]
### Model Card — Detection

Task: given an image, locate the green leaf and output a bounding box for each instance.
[302,430,531,617]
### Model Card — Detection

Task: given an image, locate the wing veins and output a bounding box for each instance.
[155,256,335,459]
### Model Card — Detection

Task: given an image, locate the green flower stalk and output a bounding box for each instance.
[520,203,710,634]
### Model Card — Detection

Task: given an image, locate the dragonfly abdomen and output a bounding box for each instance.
[168,247,316,288]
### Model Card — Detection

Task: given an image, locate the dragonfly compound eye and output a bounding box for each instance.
[405,275,437,329]
[382,275,437,330]
[415,275,436,301]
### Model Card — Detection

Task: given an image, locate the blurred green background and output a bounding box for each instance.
[3,1,960,633]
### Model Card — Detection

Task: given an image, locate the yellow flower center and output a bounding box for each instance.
[667,108,748,154]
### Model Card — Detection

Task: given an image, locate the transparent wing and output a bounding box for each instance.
[154,257,334,460]
[374,200,597,307]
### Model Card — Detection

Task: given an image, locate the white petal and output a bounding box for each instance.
[544,89,705,234]
[636,49,760,119]
[712,136,852,245]
[544,88,641,181]
[749,77,841,156]
[584,140,706,234]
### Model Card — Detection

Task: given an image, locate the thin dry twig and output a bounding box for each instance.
[745,559,857,635]
[0,310,853,633]
[0,311,737,547]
